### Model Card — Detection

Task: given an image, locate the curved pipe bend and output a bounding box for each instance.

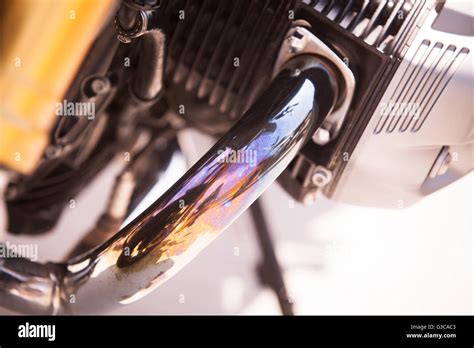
[0,61,336,314]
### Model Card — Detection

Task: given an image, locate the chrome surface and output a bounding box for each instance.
[274,26,355,145]
[0,63,336,314]
[0,256,61,315]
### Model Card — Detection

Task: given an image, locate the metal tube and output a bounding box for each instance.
[1,61,336,314]
[0,256,61,314]
[132,30,165,101]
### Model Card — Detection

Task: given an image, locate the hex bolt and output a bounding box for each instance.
[288,29,306,53]
[83,76,111,98]
[311,166,332,187]
[90,77,111,95]
[312,128,331,145]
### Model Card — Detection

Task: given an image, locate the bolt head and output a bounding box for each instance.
[311,166,332,187]
[91,78,110,95]
[288,31,306,53]
[312,128,331,145]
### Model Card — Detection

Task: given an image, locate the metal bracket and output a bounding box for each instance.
[273,26,355,145]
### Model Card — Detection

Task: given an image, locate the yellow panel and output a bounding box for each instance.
[0,0,115,174]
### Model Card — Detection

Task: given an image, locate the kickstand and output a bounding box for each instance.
[249,198,294,315]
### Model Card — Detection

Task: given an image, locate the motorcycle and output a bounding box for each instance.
[0,0,472,314]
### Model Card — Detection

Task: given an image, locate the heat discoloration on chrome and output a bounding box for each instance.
[1,64,334,314]
[58,68,326,314]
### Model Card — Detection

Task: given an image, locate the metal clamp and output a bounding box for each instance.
[114,0,162,43]
[273,26,355,145]
[115,9,149,43]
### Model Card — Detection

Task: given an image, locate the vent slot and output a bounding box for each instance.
[302,0,420,54]
[373,40,469,134]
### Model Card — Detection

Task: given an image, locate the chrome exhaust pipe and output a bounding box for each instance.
[0,57,337,314]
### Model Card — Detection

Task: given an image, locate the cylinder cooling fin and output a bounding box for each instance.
[158,0,298,133]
